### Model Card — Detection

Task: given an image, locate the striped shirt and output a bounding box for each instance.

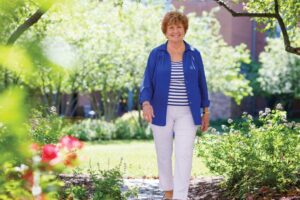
[167,61,189,106]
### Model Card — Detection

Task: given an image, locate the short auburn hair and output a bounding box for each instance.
[161,11,189,34]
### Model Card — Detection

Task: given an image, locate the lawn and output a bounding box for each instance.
[71,139,214,178]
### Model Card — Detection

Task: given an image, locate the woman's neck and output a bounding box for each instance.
[167,40,185,50]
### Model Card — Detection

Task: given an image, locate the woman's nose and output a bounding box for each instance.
[174,28,181,33]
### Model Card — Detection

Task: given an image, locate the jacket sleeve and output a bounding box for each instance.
[139,50,156,106]
[196,50,210,108]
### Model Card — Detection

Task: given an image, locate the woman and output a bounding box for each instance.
[139,11,210,200]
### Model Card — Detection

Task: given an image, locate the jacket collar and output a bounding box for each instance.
[157,40,192,52]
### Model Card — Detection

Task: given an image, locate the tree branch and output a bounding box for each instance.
[3,6,52,87]
[212,0,300,56]
[273,0,299,55]
[7,7,50,45]
[213,0,277,17]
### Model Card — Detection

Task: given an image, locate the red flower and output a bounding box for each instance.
[22,169,33,186]
[41,144,58,162]
[59,135,83,150]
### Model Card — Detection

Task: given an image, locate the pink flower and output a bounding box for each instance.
[59,136,83,150]
[41,144,58,162]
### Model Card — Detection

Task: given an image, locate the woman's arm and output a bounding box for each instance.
[196,50,210,108]
[203,107,209,113]
[139,50,156,106]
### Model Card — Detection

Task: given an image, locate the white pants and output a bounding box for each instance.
[150,105,198,200]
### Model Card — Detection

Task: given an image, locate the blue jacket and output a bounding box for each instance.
[139,40,210,126]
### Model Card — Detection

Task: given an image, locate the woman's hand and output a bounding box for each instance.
[142,101,155,123]
[201,112,210,132]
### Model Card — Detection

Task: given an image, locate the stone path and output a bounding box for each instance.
[122,176,225,200]
[122,178,163,200]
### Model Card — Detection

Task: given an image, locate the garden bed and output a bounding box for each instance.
[58,174,300,200]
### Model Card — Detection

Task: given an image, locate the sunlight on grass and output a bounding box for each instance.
[73,140,214,178]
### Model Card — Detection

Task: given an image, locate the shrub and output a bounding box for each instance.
[114,118,133,139]
[114,111,152,140]
[0,136,84,199]
[89,163,138,200]
[63,185,88,200]
[64,111,152,141]
[59,161,138,200]
[196,104,300,199]
[0,163,32,199]
[63,119,115,141]
[28,107,65,144]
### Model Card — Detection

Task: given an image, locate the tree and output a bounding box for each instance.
[1,0,254,120]
[41,0,164,120]
[186,7,252,104]
[42,1,252,120]
[0,0,57,92]
[257,31,300,110]
[212,0,300,55]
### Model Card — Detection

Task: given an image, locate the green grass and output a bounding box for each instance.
[71,140,213,178]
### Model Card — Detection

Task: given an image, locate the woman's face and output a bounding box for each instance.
[165,23,185,43]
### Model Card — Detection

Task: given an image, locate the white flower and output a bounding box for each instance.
[227,118,233,124]
[265,107,271,113]
[211,128,217,133]
[275,103,283,110]
[221,125,228,131]
[247,114,253,120]
[15,164,29,172]
[50,106,57,114]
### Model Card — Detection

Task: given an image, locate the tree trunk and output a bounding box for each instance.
[102,91,119,121]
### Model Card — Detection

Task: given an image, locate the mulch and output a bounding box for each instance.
[58,174,300,200]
